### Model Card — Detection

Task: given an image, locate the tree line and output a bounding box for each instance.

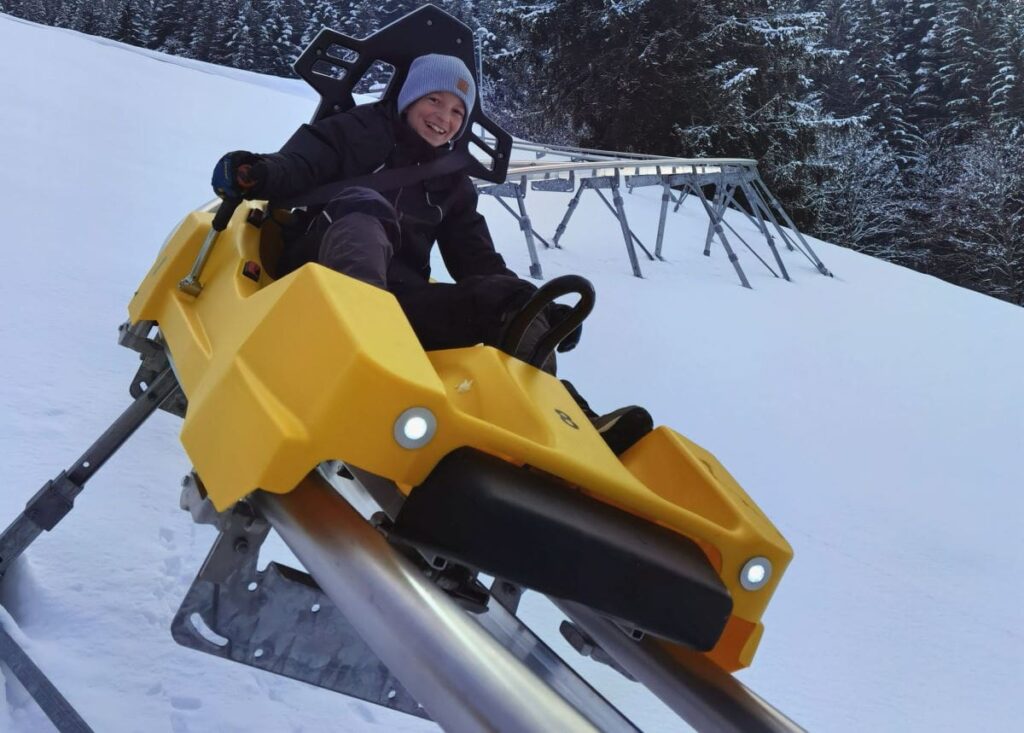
[3,0,1021,305]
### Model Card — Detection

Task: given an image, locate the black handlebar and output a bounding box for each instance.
[500,275,596,369]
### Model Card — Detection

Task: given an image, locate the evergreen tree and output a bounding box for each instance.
[152,0,211,56]
[14,0,57,24]
[258,0,298,76]
[831,0,922,167]
[930,132,1024,305]
[804,126,909,261]
[189,0,235,65]
[52,0,79,29]
[816,0,857,118]
[113,0,154,48]
[934,0,999,142]
[302,0,343,48]
[225,0,261,70]
[987,0,1024,139]
[907,0,943,132]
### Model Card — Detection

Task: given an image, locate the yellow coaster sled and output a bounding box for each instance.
[128,200,791,672]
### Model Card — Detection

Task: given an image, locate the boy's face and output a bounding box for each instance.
[405,91,466,147]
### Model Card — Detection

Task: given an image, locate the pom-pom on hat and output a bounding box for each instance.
[397,54,476,140]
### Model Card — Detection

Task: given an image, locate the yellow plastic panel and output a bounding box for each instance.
[620,427,793,669]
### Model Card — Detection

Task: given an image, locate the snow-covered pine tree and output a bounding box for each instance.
[804,126,908,261]
[828,0,922,168]
[929,133,1024,305]
[188,1,236,66]
[258,0,298,76]
[987,0,1024,139]
[815,0,857,115]
[301,0,343,48]
[11,0,59,24]
[113,0,154,49]
[934,0,1000,143]
[225,0,261,70]
[150,0,186,52]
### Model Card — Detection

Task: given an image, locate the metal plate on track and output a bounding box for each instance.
[171,560,427,719]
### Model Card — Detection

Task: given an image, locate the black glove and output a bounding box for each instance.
[211,150,262,199]
[548,303,583,353]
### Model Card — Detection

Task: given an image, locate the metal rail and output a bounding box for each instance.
[558,601,806,733]
[251,473,611,733]
[508,140,757,166]
[505,157,755,178]
[250,469,803,732]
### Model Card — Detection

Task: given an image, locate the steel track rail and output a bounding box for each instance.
[251,473,609,733]
[558,601,806,733]
[503,156,756,183]
[510,140,694,162]
[250,470,804,732]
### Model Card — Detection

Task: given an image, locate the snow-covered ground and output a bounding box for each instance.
[2,13,1022,733]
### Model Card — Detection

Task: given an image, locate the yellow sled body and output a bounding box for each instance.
[129,202,791,671]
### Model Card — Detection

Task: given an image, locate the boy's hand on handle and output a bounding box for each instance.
[548,303,583,353]
[212,151,262,200]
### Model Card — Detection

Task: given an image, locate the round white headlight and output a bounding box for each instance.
[394,407,437,449]
[739,556,772,591]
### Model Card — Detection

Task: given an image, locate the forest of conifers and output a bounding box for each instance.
[4,0,1022,305]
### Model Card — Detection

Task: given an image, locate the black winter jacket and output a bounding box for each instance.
[252,101,517,294]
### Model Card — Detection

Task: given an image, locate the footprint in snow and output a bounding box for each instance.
[162,556,182,577]
[170,696,202,711]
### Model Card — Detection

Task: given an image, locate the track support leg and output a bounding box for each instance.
[0,367,181,579]
[655,182,670,260]
[0,624,93,732]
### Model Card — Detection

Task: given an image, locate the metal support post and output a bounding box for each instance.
[0,624,93,732]
[515,177,544,279]
[720,183,769,235]
[492,196,555,252]
[482,179,549,279]
[592,186,655,262]
[0,367,181,579]
[654,182,670,260]
[701,185,717,257]
[746,181,798,253]
[706,184,779,279]
[692,182,752,289]
[553,184,585,247]
[609,181,644,278]
[753,175,832,276]
[738,180,790,281]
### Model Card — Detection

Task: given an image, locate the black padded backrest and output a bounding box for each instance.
[291,4,512,184]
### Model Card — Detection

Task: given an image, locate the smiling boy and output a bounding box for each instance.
[213,53,652,453]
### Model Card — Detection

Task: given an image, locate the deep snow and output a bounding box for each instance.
[1,13,1022,733]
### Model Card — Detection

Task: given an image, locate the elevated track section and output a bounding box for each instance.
[475,138,832,285]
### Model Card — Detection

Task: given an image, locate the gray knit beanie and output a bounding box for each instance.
[397,54,476,140]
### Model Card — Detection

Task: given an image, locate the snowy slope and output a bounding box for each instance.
[1,14,1022,733]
